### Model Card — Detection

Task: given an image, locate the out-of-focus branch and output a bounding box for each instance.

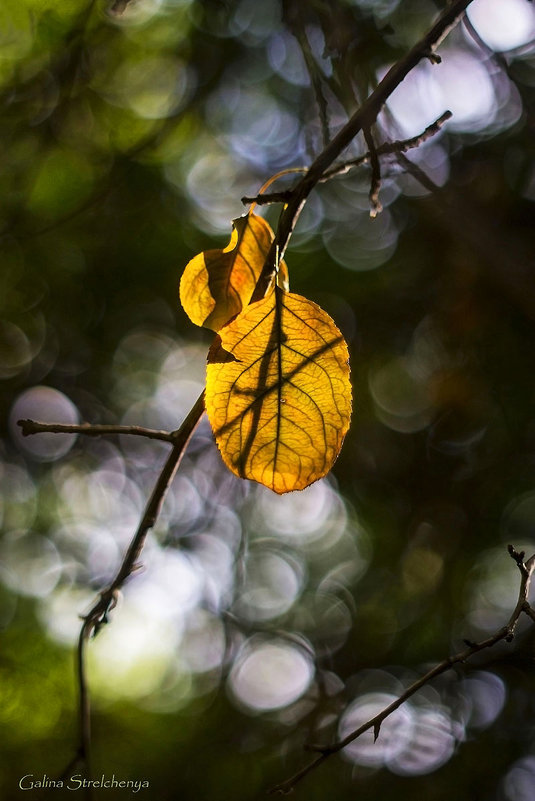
[270,546,535,795]
[282,0,331,147]
[17,419,176,443]
[242,111,452,206]
[362,125,382,217]
[250,0,474,302]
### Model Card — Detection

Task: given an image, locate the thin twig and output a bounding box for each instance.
[297,36,331,147]
[325,110,453,179]
[71,391,205,774]
[17,419,175,443]
[270,546,535,794]
[77,627,92,785]
[282,0,331,147]
[242,111,452,206]
[363,125,382,217]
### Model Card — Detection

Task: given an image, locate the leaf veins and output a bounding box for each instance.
[180,212,288,332]
[205,287,352,493]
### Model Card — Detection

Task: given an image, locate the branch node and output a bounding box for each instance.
[373,721,381,742]
[17,419,32,437]
[424,50,442,64]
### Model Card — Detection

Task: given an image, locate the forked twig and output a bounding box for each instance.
[242,111,452,206]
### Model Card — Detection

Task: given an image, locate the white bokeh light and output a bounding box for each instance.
[89,598,184,701]
[387,707,456,775]
[503,756,535,801]
[339,693,414,767]
[467,0,535,52]
[10,386,79,461]
[0,531,62,598]
[229,638,314,712]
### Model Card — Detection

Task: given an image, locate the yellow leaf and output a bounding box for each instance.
[179,213,288,332]
[205,287,352,493]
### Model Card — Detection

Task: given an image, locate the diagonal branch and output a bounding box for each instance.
[270,546,535,795]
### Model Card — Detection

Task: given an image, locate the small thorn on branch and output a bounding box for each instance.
[373,721,381,742]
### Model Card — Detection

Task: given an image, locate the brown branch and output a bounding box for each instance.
[250,0,474,303]
[73,390,205,772]
[17,419,175,443]
[270,546,535,794]
[242,111,452,206]
[76,626,92,795]
[80,391,204,633]
[362,125,382,217]
[325,110,452,178]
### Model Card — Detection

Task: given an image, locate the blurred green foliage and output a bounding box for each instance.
[2,0,535,798]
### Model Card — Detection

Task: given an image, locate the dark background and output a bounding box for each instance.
[2,0,535,798]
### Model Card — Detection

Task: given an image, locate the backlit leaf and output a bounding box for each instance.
[205,287,352,493]
[180,212,288,332]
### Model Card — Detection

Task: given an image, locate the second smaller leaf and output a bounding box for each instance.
[180,212,287,332]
